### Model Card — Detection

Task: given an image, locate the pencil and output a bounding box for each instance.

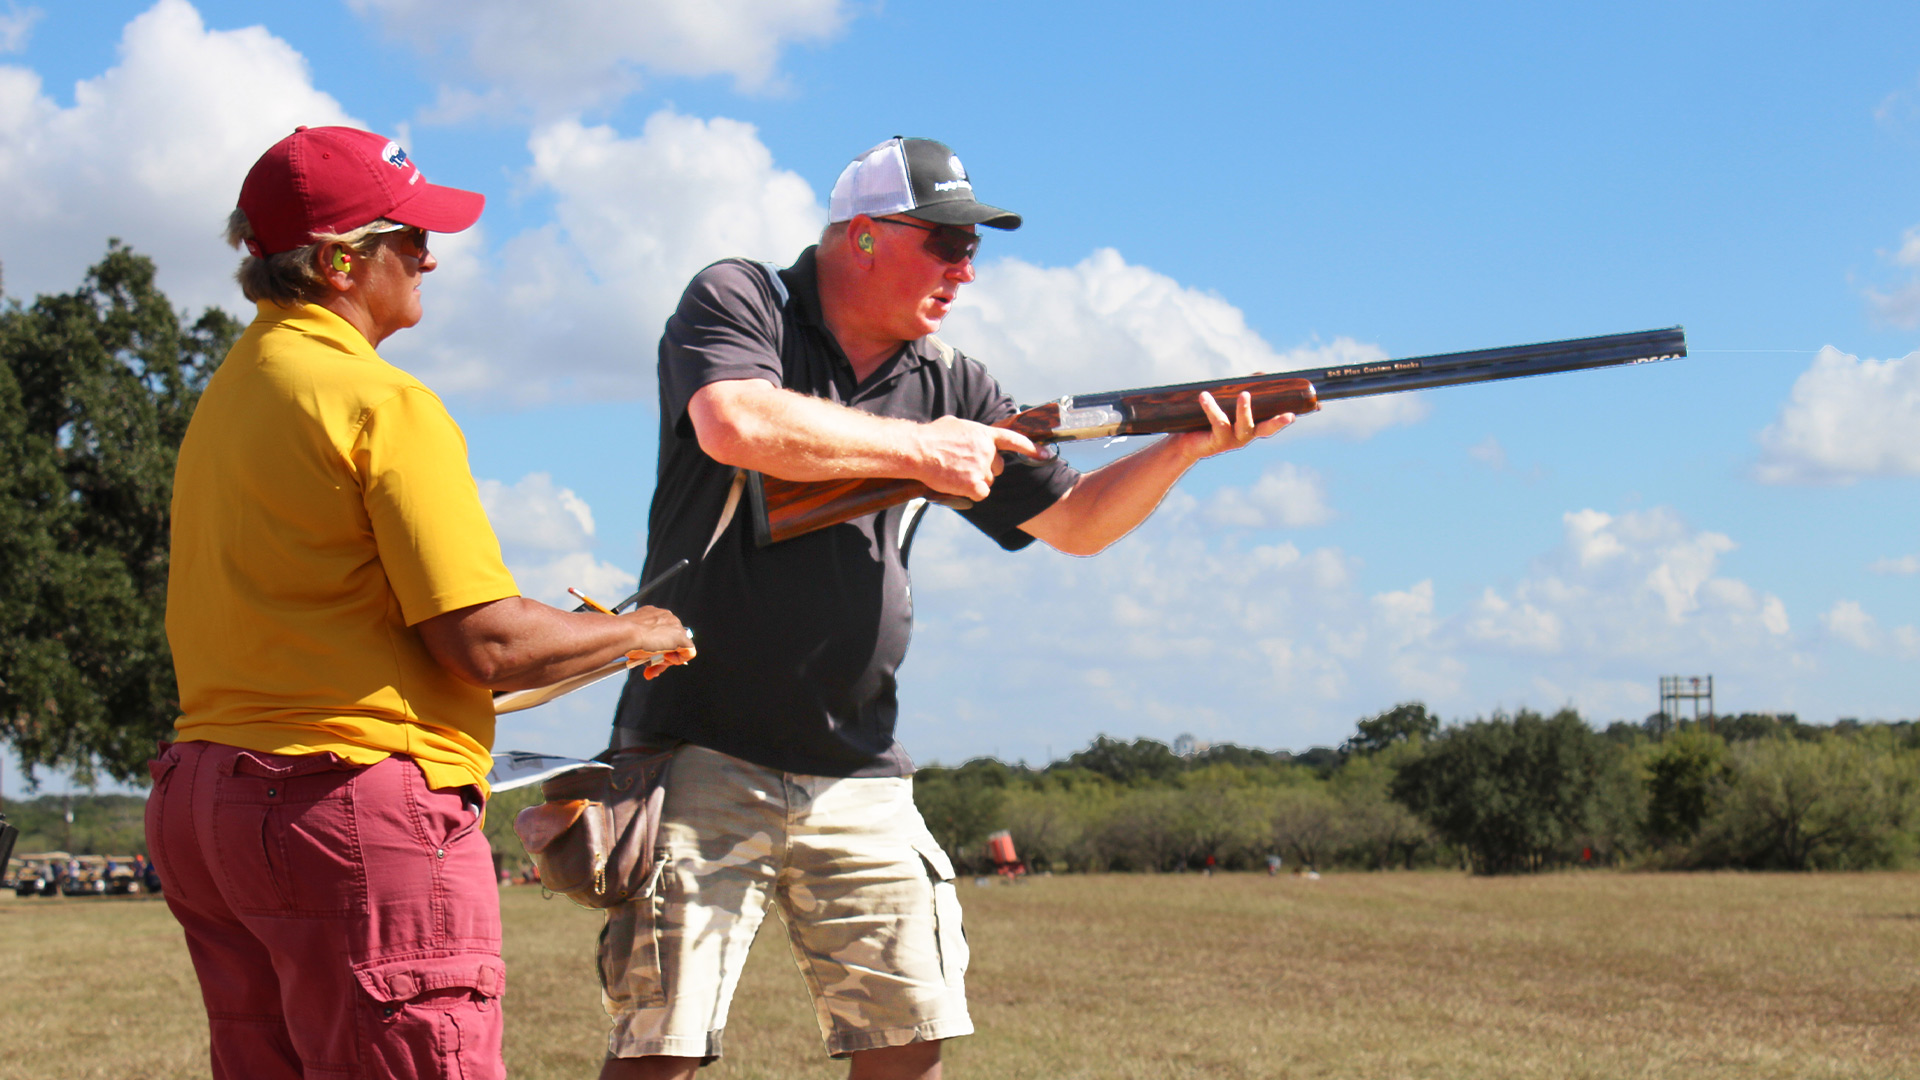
[567,587,613,615]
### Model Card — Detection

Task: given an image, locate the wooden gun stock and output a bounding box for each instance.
[748,326,1686,547]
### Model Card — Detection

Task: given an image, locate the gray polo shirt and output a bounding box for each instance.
[613,248,1079,777]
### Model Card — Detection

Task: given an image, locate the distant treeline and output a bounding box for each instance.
[15,706,1919,877]
[0,793,148,857]
[912,706,1920,876]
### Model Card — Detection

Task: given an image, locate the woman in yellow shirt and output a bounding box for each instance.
[148,126,692,1080]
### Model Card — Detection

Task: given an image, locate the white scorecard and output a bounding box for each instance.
[486,750,611,793]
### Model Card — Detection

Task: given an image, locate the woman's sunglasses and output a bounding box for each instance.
[876,217,980,265]
[368,221,430,258]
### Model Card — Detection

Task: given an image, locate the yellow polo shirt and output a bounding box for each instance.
[166,302,519,791]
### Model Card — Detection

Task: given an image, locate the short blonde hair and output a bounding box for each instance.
[226,210,400,306]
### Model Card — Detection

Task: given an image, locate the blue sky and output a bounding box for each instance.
[2,0,1916,792]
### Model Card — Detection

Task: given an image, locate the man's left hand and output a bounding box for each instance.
[1173,390,1295,462]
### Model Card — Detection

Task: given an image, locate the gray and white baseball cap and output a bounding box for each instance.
[828,136,1022,229]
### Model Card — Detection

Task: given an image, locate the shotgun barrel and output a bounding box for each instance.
[749,327,1687,546]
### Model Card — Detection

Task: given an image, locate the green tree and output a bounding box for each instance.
[1171,771,1273,870]
[912,760,1011,861]
[1391,708,1620,874]
[0,243,235,785]
[1190,742,1287,770]
[1341,701,1439,758]
[999,784,1091,872]
[1269,782,1342,869]
[1642,729,1729,848]
[1062,735,1185,785]
[1087,788,1186,871]
[1696,735,1918,870]
[1329,749,1433,868]
[1715,712,1809,743]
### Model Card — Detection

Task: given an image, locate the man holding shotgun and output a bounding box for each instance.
[598,136,1290,1080]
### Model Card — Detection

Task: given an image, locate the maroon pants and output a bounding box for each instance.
[146,741,505,1080]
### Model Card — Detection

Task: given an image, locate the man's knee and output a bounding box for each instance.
[848,1038,942,1080]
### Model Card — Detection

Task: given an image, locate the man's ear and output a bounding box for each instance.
[848,216,877,267]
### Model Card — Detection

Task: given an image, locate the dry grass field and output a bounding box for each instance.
[1,871,1916,1079]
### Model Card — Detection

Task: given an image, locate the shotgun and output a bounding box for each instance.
[746,326,1687,547]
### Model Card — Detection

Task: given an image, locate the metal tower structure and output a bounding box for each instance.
[1658,675,1715,733]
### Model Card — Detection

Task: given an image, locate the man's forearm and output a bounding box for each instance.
[1022,391,1293,557]
[690,380,1036,502]
[1019,435,1201,557]
[692,381,933,482]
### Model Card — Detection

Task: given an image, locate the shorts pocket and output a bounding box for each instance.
[598,863,670,1012]
[353,953,505,1080]
[913,843,969,988]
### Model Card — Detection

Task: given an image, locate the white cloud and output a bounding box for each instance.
[1820,601,1920,659]
[1863,215,1920,323]
[506,550,636,611]
[1893,226,1920,267]
[1466,588,1563,653]
[1511,509,1779,645]
[349,0,850,116]
[1372,580,1439,653]
[1867,224,1920,325]
[390,117,1425,420]
[897,496,1808,761]
[387,110,824,401]
[477,472,596,551]
[1866,282,1920,327]
[1755,346,1920,484]
[1869,554,1919,575]
[940,249,1426,439]
[1821,600,1880,651]
[1203,463,1335,528]
[0,4,40,53]
[1467,436,1507,470]
[0,0,357,312]
[1895,626,1920,659]
[0,11,1407,420]
[1644,528,1737,623]
[477,472,632,608]
[1565,508,1627,567]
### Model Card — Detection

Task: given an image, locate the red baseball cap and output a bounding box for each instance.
[237,126,485,256]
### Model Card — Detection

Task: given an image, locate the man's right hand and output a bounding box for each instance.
[912,416,1043,502]
[689,379,1043,498]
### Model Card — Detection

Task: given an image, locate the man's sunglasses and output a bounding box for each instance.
[875,217,980,265]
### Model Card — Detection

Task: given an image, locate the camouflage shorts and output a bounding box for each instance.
[598,744,972,1061]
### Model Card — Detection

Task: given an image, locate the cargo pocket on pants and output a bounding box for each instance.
[598,857,670,1012]
[914,843,970,988]
[353,953,506,1080]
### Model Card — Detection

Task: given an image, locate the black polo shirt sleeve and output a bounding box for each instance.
[943,347,1081,552]
[658,260,787,441]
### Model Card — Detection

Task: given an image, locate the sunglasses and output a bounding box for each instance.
[367,221,430,258]
[876,217,980,265]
